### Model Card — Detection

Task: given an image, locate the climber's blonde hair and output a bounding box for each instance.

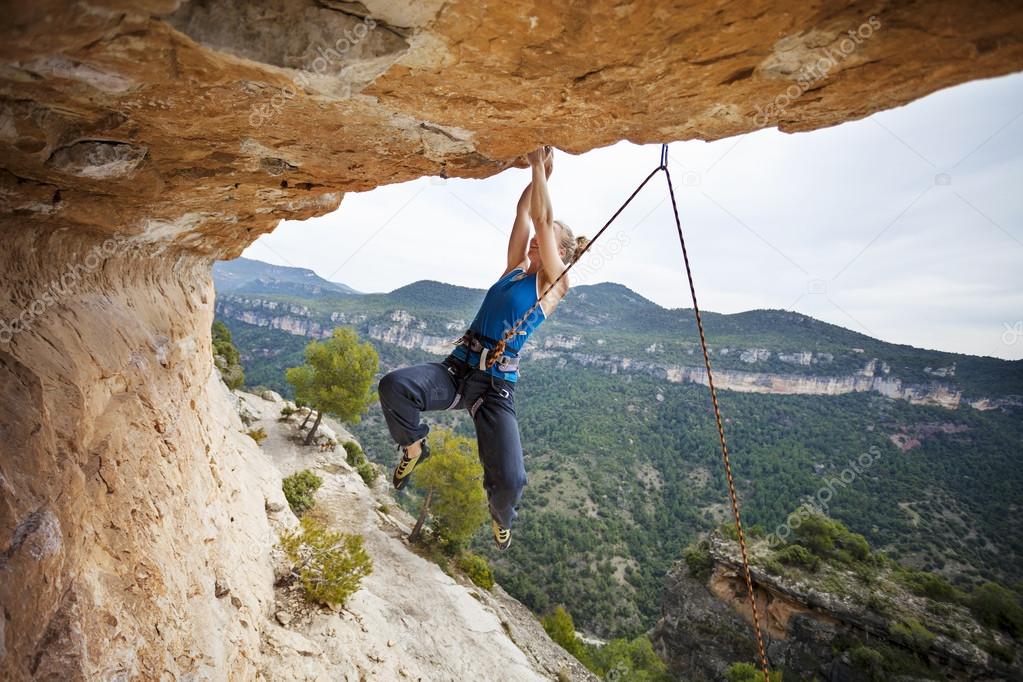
[554,220,589,265]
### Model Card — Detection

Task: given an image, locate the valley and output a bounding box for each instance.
[213,258,1023,640]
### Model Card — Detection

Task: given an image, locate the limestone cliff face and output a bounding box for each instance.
[216,297,458,353]
[214,294,973,409]
[551,351,966,408]
[3,0,1023,677]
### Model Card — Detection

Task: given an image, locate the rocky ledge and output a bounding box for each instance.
[651,533,1022,681]
[236,389,596,681]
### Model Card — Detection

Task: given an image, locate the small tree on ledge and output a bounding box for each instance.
[280,515,372,607]
[409,427,489,550]
[285,327,378,445]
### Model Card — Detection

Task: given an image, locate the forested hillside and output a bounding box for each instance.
[214,259,1023,638]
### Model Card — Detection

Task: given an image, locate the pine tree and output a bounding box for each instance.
[410,427,489,550]
[284,327,379,445]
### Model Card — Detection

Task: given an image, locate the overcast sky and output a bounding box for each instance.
[242,72,1023,360]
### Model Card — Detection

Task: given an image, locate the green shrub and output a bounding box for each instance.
[791,513,837,555]
[541,606,591,667]
[343,440,364,465]
[280,404,297,418]
[246,427,268,445]
[588,635,672,681]
[789,512,871,563]
[212,320,245,389]
[280,516,372,607]
[344,440,376,487]
[774,544,820,571]
[726,662,783,682]
[896,568,961,602]
[761,557,785,576]
[283,469,323,516]
[683,543,714,580]
[457,552,495,591]
[849,646,884,680]
[356,460,378,486]
[968,582,1023,637]
[889,618,935,652]
[835,529,871,562]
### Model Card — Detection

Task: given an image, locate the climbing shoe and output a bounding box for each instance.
[492,519,511,551]
[392,439,430,490]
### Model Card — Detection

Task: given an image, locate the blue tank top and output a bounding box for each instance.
[452,267,546,381]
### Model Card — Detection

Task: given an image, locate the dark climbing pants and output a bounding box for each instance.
[378,354,526,529]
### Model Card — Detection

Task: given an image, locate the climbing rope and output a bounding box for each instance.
[662,147,772,682]
[496,144,772,682]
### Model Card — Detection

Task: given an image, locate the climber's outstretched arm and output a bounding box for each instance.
[505,184,532,275]
[527,146,566,282]
[504,152,553,276]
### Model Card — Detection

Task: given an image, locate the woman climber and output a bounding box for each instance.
[377,145,588,550]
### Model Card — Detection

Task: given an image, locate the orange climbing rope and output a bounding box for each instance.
[661,145,772,682]
[495,144,773,682]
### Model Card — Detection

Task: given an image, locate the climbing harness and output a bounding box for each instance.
[455,329,521,373]
[441,353,513,422]
[496,143,773,682]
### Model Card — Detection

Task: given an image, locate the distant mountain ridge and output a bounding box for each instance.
[213,258,1022,404]
[213,257,360,296]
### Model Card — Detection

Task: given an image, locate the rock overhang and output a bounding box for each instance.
[1,0,1021,256]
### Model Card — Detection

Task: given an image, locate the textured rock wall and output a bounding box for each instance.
[3,0,1023,676]
[0,230,288,679]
